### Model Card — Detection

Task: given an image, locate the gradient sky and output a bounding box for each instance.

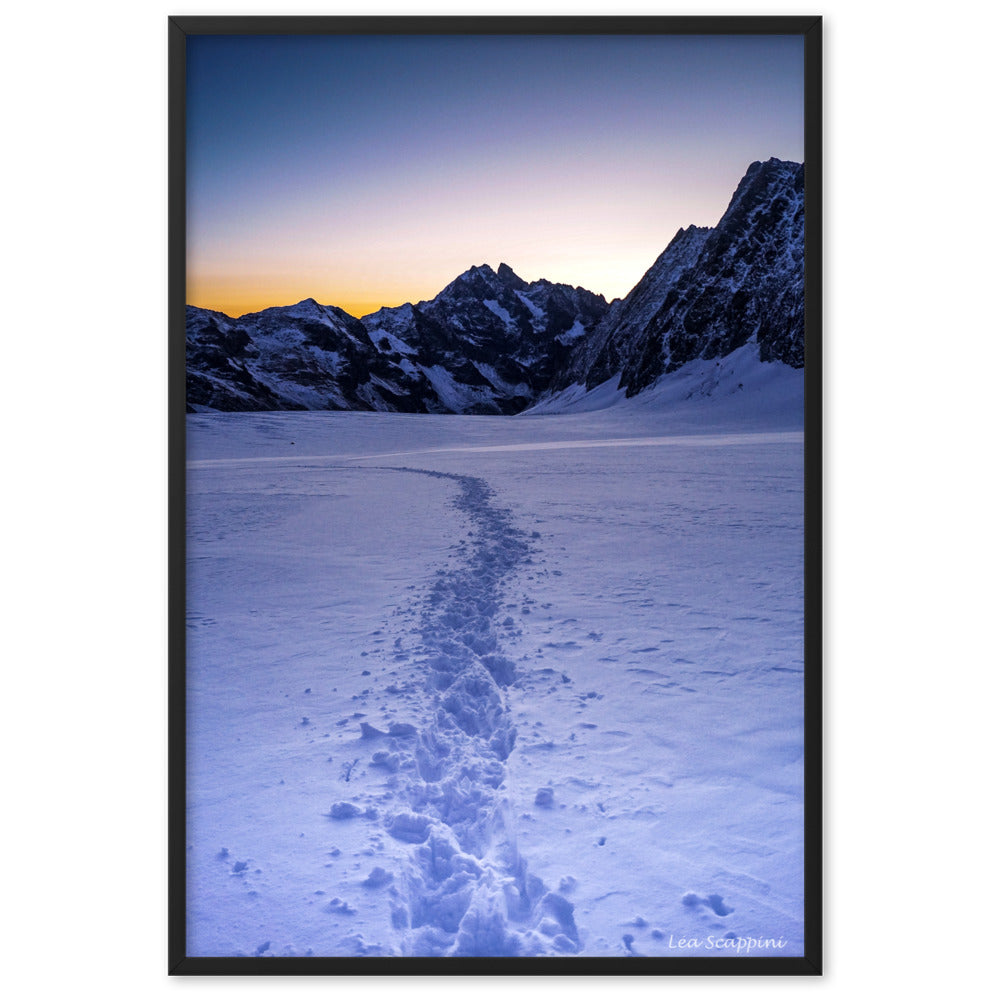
[187,33,803,318]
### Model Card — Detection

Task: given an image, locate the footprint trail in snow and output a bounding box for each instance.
[331,467,581,956]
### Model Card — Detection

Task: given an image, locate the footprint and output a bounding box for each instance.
[326,897,357,915]
[681,891,734,916]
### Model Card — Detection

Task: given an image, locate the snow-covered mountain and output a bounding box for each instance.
[361,263,607,414]
[186,266,608,415]
[186,298,440,414]
[186,158,804,415]
[550,157,805,401]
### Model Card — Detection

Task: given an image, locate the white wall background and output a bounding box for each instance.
[5,0,996,994]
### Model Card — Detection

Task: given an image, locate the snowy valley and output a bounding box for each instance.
[184,158,809,959]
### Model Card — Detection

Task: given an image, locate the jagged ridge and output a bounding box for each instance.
[186,158,805,413]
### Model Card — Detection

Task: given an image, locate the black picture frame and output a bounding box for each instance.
[169,14,822,975]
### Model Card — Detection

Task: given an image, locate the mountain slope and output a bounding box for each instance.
[552,224,712,393]
[550,157,805,400]
[186,297,441,414]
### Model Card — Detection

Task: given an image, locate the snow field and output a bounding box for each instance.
[186,375,804,957]
[186,464,460,955]
[482,441,804,955]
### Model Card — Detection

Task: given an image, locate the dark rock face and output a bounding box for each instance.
[654,158,804,379]
[362,263,608,414]
[186,159,804,413]
[554,158,804,399]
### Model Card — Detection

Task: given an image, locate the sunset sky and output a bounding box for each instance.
[186,33,804,319]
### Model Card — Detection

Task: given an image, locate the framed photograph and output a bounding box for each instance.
[169,15,821,974]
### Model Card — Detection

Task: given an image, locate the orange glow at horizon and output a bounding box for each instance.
[186,284,408,321]
[185,264,430,320]
[187,267,621,323]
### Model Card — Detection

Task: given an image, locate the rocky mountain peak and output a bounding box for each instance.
[496,262,528,289]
